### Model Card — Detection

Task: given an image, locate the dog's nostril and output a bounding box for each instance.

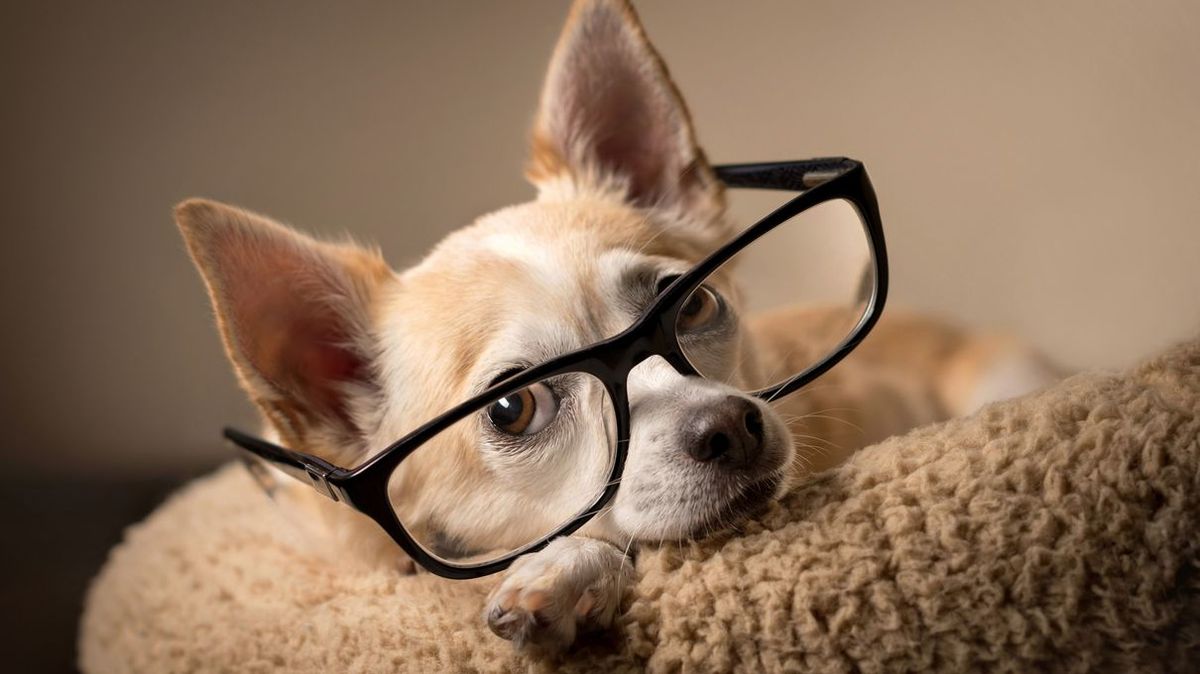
[687,397,765,468]
[704,431,731,461]
[744,408,764,444]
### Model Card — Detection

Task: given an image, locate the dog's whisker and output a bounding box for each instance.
[794,442,832,460]
[803,406,859,415]
[787,432,840,447]
[798,412,864,433]
[629,223,668,258]
[791,451,815,474]
[591,502,619,519]
[767,381,842,404]
[615,524,643,600]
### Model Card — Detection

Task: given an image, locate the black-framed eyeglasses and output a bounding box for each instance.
[226,157,888,579]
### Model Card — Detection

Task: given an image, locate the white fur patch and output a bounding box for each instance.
[964,352,1058,413]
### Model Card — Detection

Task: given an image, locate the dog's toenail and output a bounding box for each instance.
[488,610,522,640]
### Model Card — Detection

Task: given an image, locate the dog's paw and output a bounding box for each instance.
[483,536,633,654]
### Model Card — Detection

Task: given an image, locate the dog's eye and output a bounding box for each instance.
[656,274,722,331]
[487,383,559,436]
[678,286,720,331]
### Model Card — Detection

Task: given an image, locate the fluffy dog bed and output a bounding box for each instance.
[80,338,1200,672]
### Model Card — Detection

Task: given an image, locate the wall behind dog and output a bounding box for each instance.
[2,0,1198,477]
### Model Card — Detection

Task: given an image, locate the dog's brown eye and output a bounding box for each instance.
[487,383,558,435]
[678,286,719,331]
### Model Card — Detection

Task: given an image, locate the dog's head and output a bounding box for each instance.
[179,0,794,557]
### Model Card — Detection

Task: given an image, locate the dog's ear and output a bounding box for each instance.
[528,0,724,221]
[176,198,390,453]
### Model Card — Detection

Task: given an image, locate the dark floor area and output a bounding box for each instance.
[0,470,214,673]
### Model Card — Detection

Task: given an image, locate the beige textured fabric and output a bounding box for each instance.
[80,339,1200,673]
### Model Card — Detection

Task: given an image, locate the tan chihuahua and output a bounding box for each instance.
[178,0,1055,654]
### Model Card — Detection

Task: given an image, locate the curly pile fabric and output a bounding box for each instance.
[80,339,1200,672]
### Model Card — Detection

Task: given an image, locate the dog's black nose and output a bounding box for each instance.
[687,396,765,468]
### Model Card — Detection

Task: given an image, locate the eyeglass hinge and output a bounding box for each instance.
[305,466,340,502]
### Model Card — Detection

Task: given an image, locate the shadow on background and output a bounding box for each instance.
[0,469,214,672]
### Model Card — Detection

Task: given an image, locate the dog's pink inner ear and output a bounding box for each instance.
[223,247,366,425]
[582,71,681,205]
[179,200,385,435]
[530,0,720,212]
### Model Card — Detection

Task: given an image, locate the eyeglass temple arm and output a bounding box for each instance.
[712,157,858,191]
[223,427,347,502]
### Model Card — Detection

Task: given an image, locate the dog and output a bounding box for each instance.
[177,0,1057,654]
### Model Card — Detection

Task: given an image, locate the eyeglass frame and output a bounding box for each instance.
[224,156,889,580]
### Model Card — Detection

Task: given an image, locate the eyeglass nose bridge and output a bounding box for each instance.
[596,315,698,385]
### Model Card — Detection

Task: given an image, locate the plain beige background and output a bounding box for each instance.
[3,1,1198,478]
